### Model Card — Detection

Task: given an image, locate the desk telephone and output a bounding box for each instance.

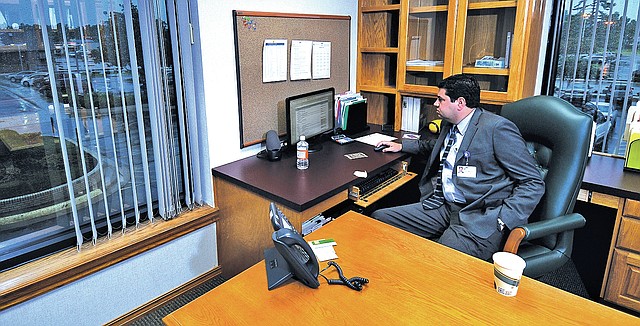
[265,203,320,290]
[265,203,369,291]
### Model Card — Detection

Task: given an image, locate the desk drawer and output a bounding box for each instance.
[623,199,640,218]
[604,249,640,311]
[618,217,640,253]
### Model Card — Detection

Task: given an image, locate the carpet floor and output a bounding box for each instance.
[129,276,227,326]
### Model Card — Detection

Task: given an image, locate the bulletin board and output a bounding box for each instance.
[232,10,351,148]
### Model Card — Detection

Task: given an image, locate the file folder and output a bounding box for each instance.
[343,101,369,135]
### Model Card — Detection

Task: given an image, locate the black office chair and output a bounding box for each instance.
[501,95,591,278]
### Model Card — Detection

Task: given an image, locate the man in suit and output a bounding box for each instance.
[373,74,545,260]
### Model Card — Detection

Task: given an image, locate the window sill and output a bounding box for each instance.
[0,205,219,310]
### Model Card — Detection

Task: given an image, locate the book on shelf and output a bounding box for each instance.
[406,59,444,67]
[409,36,421,61]
[505,31,512,68]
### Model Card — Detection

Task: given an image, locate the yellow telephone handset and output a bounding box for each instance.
[428,119,442,134]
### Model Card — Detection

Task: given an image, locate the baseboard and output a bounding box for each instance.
[106,266,223,325]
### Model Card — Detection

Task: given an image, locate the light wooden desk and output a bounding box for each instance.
[163,211,637,325]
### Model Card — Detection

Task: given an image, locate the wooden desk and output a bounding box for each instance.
[213,127,412,278]
[163,211,637,325]
[580,154,640,311]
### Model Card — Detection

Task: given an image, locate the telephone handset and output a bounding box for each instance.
[272,229,320,288]
[265,202,320,290]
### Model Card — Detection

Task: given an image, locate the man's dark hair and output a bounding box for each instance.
[438,74,481,108]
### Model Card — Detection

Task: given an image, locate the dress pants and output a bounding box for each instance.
[371,202,505,261]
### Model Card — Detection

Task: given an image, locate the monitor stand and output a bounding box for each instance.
[264,247,294,290]
[308,142,323,153]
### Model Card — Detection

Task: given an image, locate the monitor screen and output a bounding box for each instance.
[286,87,335,151]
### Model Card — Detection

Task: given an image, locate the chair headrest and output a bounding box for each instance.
[502,95,592,221]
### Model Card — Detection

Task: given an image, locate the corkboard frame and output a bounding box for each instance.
[232,10,351,148]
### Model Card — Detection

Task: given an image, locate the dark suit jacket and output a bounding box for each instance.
[402,108,545,238]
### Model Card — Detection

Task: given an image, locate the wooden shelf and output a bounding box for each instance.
[406,65,445,73]
[462,66,510,76]
[360,47,399,53]
[358,85,398,94]
[468,1,517,10]
[362,4,402,12]
[410,5,449,13]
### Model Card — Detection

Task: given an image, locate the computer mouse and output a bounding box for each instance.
[374,144,390,152]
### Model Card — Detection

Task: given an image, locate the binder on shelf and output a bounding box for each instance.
[505,31,512,68]
[412,97,422,133]
[401,96,425,133]
[402,96,410,131]
[407,97,413,131]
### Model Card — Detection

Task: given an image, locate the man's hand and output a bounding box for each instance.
[375,141,401,153]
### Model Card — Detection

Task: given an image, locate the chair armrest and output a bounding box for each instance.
[503,213,586,254]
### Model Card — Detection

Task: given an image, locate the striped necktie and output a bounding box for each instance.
[422,126,457,210]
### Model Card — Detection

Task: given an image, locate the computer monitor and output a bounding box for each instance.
[285,87,335,152]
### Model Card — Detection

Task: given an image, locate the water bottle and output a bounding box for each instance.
[296,135,309,170]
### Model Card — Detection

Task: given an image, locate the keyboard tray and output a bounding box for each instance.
[349,169,417,208]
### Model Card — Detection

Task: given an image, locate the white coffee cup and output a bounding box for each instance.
[492,251,526,297]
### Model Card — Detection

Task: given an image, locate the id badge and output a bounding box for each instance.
[457,166,477,178]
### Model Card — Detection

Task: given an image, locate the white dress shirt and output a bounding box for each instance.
[441,110,475,203]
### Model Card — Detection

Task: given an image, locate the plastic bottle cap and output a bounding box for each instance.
[300,135,305,141]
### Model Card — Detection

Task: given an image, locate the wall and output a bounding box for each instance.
[0,225,217,325]
[0,1,358,325]
[535,0,554,93]
[199,0,359,168]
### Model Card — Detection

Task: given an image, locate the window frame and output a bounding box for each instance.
[0,206,218,310]
[0,0,214,308]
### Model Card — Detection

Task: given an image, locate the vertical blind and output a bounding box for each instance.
[30,0,208,250]
[551,0,639,156]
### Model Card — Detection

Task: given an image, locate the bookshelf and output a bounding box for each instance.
[357,0,545,130]
[357,0,401,127]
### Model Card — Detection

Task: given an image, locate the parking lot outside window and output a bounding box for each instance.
[547,0,639,156]
[0,1,208,271]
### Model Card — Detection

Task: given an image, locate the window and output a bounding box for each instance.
[0,0,209,271]
[543,0,639,156]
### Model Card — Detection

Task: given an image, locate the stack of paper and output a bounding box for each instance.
[406,60,444,67]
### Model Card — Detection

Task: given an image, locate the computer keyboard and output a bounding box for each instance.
[349,167,402,201]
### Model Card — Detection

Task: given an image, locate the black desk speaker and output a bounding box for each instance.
[257,130,282,161]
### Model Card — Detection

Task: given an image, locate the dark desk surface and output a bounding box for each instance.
[582,154,640,201]
[213,127,409,211]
